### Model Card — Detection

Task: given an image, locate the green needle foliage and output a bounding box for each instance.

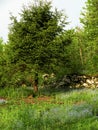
[6,0,69,88]
[80,0,98,74]
[8,0,66,68]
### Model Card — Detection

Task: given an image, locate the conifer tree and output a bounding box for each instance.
[8,0,68,90]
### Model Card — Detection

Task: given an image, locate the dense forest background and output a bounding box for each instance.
[0,0,98,90]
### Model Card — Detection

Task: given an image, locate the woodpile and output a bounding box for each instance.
[55,74,98,89]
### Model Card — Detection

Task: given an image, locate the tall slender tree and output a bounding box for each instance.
[80,0,98,74]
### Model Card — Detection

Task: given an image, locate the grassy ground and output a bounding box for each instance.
[0,87,98,130]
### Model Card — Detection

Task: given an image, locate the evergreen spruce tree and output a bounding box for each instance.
[8,0,68,91]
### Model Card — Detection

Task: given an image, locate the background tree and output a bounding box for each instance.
[80,0,98,74]
[61,28,85,75]
[0,38,9,88]
[0,38,4,86]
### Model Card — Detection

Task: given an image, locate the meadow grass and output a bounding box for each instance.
[0,87,98,129]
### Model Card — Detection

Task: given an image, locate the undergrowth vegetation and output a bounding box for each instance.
[1,88,98,130]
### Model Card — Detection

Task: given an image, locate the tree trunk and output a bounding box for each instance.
[33,72,38,93]
[79,47,83,65]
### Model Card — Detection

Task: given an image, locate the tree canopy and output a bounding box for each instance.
[80,0,98,74]
[4,0,72,89]
[8,0,68,74]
